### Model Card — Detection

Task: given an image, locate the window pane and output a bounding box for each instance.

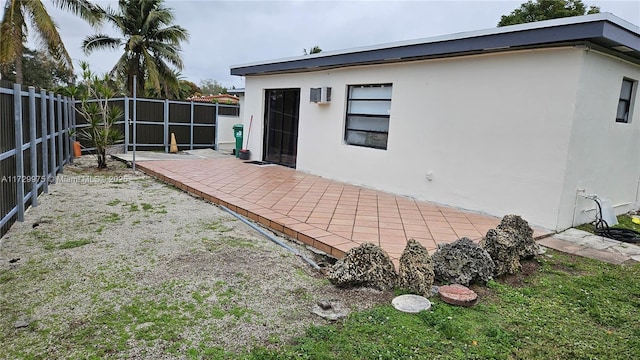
[617,100,629,121]
[350,85,392,100]
[346,130,388,149]
[620,79,633,100]
[347,115,389,132]
[348,100,391,115]
[345,130,367,145]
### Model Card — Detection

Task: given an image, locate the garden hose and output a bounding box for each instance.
[590,198,640,244]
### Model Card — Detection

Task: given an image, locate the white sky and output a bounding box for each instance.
[38,0,640,89]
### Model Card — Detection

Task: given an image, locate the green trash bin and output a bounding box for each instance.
[232,124,243,158]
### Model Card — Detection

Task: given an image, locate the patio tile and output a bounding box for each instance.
[352,232,379,242]
[379,221,404,230]
[329,218,355,226]
[354,220,378,228]
[136,158,507,263]
[328,224,354,233]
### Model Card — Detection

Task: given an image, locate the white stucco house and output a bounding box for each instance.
[230,13,640,232]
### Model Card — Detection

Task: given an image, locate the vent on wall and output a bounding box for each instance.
[310,87,331,104]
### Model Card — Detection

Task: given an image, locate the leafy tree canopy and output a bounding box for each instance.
[0,47,74,90]
[0,0,102,84]
[303,45,322,55]
[82,0,189,98]
[498,0,600,27]
[199,79,227,95]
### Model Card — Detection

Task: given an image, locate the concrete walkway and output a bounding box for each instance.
[539,228,640,265]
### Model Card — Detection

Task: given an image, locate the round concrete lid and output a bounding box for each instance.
[391,294,432,313]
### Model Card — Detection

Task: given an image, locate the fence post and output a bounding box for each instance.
[28,87,38,207]
[214,102,219,150]
[164,99,169,153]
[124,96,129,154]
[49,91,57,182]
[63,97,70,164]
[40,89,49,194]
[70,97,76,163]
[190,101,194,150]
[56,94,63,173]
[13,84,25,222]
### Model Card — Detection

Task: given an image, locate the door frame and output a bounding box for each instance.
[262,88,301,168]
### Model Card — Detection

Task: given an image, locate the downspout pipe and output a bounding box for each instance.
[219,206,321,270]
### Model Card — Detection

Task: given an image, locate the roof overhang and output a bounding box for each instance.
[230,13,640,76]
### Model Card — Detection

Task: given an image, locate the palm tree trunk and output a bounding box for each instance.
[15,44,24,84]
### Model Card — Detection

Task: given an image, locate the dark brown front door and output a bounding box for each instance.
[263,89,300,168]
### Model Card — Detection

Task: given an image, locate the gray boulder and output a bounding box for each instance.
[327,242,397,291]
[398,239,435,297]
[481,228,523,277]
[497,214,540,259]
[431,238,495,286]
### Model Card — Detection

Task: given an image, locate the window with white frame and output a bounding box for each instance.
[345,84,392,150]
[616,78,636,123]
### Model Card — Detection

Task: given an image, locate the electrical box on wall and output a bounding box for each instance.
[310,87,331,104]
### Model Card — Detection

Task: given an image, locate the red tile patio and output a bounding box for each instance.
[136,157,550,266]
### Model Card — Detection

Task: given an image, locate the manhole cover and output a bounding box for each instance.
[391,294,431,313]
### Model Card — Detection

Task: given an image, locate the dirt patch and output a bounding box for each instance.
[0,156,391,358]
[495,259,541,288]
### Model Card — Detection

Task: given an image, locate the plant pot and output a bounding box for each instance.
[239,149,251,160]
[73,141,82,157]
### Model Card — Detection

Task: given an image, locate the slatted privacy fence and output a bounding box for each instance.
[1,81,241,238]
[1,84,75,238]
[75,98,240,153]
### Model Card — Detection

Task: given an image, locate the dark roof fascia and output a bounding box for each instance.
[231,17,640,76]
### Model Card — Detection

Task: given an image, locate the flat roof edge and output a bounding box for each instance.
[230,13,640,76]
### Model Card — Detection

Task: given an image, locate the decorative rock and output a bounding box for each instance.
[14,318,30,328]
[327,242,397,291]
[431,238,495,286]
[311,300,349,320]
[497,214,540,259]
[439,284,478,307]
[392,294,432,313]
[481,228,523,277]
[398,239,435,296]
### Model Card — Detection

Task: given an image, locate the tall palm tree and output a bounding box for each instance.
[0,0,101,84]
[82,0,189,97]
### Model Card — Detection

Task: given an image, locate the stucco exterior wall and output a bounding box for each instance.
[241,47,592,230]
[558,50,640,230]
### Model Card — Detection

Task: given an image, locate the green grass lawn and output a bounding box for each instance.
[241,250,640,360]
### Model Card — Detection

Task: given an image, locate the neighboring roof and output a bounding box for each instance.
[188,94,240,104]
[231,13,640,76]
[227,88,245,96]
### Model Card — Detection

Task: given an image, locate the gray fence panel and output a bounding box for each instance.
[0,82,73,238]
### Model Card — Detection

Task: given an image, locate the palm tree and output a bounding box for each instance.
[0,0,101,84]
[82,0,189,97]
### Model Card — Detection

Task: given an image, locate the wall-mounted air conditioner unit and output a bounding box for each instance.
[310,87,331,104]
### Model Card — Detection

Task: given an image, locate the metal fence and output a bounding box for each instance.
[0,83,75,238]
[75,98,239,152]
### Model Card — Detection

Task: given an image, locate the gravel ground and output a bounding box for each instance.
[0,156,392,359]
